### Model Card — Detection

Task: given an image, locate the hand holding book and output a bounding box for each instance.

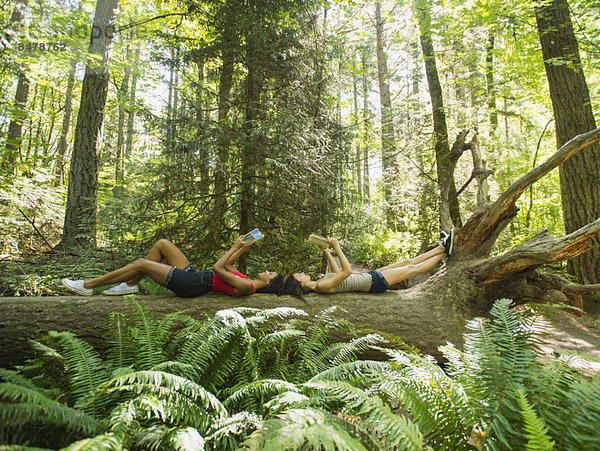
[242,228,264,245]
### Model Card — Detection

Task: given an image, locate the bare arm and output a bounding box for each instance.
[212,236,255,296]
[315,238,352,293]
[225,242,252,272]
[321,247,340,273]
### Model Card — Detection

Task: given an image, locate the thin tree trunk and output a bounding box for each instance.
[125,42,140,160]
[414,0,461,230]
[361,45,371,200]
[114,43,131,198]
[375,2,397,229]
[213,22,236,240]
[535,0,600,284]
[485,31,498,133]
[60,0,119,249]
[352,61,362,199]
[4,73,30,174]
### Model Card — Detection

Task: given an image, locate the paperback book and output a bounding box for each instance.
[242,228,264,244]
[307,233,329,247]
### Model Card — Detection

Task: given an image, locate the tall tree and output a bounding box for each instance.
[535,0,600,284]
[2,0,29,176]
[413,0,461,230]
[60,0,119,248]
[375,2,398,229]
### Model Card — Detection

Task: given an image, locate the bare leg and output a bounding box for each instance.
[376,244,445,272]
[84,239,191,289]
[379,251,445,286]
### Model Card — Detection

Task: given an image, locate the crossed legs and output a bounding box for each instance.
[83,239,191,289]
[377,244,446,286]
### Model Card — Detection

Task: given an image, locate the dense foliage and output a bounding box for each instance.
[1,0,598,294]
[0,298,599,450]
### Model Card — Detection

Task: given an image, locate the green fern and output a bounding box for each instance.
[224,379,300,413]
[105,312,135,370]
[304,379,425,450]
[47,331,110,416]
[124,297,166,369]
[515,388,554,450]
[242,407,369,451]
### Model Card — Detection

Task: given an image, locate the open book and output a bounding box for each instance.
[242,228,264,244]
[307,233,329,247]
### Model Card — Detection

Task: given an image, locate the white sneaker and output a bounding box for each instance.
[62,278,93,296]
[104,282,139,296]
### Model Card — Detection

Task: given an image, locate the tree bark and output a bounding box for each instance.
[54,59,77,185]
[4,72,30,174]
[535,0,600,284]
[60,0,119,249]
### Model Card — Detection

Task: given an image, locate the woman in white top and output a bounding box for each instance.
[293,231,454,294]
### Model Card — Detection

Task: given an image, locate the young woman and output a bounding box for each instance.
[292,231,454,294]
[61,235,278,297]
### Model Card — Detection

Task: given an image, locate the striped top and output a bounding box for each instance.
[321,272,372,293]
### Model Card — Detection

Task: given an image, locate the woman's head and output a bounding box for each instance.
[255,273,285,295]
[255,273,312,301]
[292,272,311,287]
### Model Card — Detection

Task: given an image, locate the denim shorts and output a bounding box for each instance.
[368,270,390,293]
[165,265,213,298]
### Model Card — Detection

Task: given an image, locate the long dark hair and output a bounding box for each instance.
[255,274,312,302]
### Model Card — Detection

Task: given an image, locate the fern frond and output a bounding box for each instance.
[206,411,262,450]
[328,334,384,367]
[105,312,135,370]
[136,425,206,451]
[151,361,198,381]
[176,316,250,391]
[100,371,227,429]
[124,298,166,369]
[47,331,109,416]
[304,379,424,450]
[263,391,310,413]
[292,307,356,382]
[224,379,300,413]
[60,433,124,450]
[515,388,554,451]
[0,402,101,444]
[377,348,474,449]
[462,299,539,448]
[245,307,308,327]
[242,407,368,451]
[551,373,600,450]
[307,360,389,385]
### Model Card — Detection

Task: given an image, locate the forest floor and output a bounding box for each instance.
[536,299,600,374]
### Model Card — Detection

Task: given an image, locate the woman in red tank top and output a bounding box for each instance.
[61,235,278,298]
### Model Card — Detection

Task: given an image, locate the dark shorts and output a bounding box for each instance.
[368,270,389,293]
[165,265,213,298]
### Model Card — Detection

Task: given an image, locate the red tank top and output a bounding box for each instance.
[212,271,253,296]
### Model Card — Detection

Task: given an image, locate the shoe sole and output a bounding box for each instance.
[104,290,139,296]
[61,279,93,296]
[446,229,455,256]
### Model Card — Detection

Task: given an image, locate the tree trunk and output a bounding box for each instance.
[60,0,119,249]
[361,45,371,200]
[535,0,600,285]
[4,72,30,174]
[485,31,498,133]
[414,0,461,230]
[213,18,236,242]
[114,43,131,198]
[240,27,260,265]
[375,2,398,230]
[125,43,140,161]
